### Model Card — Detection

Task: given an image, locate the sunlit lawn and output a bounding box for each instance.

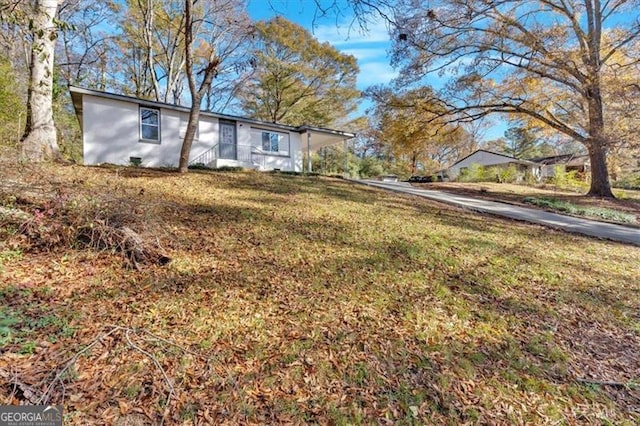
[1,165,639,424]
[421,181,640,225]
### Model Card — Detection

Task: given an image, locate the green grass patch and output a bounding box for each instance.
[523,196,637,223]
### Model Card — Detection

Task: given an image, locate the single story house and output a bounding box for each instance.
[69,86,355,171]
[446,149,540,181]
[529,153,590,180]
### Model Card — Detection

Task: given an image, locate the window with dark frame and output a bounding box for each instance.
[250,127,290,155]
[140,107,160,142]
[261,131,279,152]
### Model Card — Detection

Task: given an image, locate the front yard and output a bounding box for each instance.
[419,181,640,225]
[1,164,639,424]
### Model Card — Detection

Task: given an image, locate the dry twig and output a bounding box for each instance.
[577,378,640,389]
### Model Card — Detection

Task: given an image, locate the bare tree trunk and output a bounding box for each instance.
[22,0,60,162]
[177,0,219,173]
[140,0,161,100]
[587,139,613,198]
[178,0,197,173]
[178,94,201,172]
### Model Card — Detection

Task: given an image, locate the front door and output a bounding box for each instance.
[219,120,237,160]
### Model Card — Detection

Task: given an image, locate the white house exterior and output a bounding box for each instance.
[447,149,540,181]
[70,87,354,171]
[531,154,590,180]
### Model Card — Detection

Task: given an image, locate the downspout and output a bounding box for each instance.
[343,138,348,178]
[307,131,312,173]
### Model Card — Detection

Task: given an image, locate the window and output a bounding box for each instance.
[262,132,279,152]
[251,128,289,155]
[140,107,160,142]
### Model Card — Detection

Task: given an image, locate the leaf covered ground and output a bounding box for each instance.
[420,181,640,225]
[1,164,640,424]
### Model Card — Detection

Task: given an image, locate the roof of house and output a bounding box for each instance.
[69,86,356,147]
[448,149,538,169]
[529,153,590,166]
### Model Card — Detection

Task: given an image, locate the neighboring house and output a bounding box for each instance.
[69,87,355,171]
[446,149,540,181]
[530,153,590,180]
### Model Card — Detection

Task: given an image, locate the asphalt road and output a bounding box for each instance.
[355,180,640,247]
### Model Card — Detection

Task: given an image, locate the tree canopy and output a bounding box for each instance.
[353,0,640,197]
[239,16,360,127]
[368,85,474,174]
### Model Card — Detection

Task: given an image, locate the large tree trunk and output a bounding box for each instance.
[585,79,614,198]
[587,140,614,198]
[178,97,201,173]
[22,0,60,162]
[177,0,220,173]
[583,2,614,198]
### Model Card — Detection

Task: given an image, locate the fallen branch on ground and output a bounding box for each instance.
[77,222,171,269]
[37,325,201,424]
[577,378,640,389]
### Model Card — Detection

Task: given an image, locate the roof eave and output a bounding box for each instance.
[69,86,355,137]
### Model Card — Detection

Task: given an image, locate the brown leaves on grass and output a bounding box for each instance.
[0,164,170,268]
[1,164,640,424]
[0,325,198,425]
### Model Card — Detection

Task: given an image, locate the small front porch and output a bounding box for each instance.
[300,125,356,175]
[188,142,297,171]
[188,125,355,173]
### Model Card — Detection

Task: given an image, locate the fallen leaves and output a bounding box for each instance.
[1,164,640,424]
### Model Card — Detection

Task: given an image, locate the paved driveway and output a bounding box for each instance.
[355,180,640,246]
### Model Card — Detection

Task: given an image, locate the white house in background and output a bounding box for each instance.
[69,86,355,171]
[446,149,540,181]
[530,153,590,180]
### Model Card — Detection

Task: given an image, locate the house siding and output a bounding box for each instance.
[222,122,301,171]
[82,94,218,167]
[448,151,520,179]
[75,88,342,173]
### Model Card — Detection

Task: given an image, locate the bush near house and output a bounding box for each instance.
[551,165,589,193]
[459,164,519,184]
[613,173,640,190]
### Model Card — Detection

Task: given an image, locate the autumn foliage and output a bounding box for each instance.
[1,162,639,424]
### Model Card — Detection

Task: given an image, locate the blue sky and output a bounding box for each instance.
[246,1,505,140]
[246,1,398,100]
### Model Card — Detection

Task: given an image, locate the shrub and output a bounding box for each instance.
[552,166,588,192]
[460,164,517,183]
[187,163,212,170]
[271,170,320,177]
[613,173,640,190]
[0,57,25,146]
[216,166,244,172]
[497,165,518,183]
[460,163,488,182]
[359,157,385,179]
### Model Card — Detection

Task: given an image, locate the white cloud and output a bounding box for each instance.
[310,16,395,88]
[357,61,399,87]
[341,47,388,61]
[313,18,391,46]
